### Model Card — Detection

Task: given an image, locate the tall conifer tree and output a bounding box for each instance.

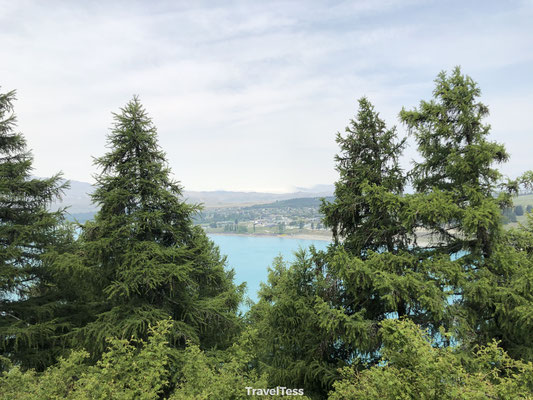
[0,88,69,370]
[400,66,509,258]
[401,68,533,359]
[321,97,408,256]
[63,97,242,355]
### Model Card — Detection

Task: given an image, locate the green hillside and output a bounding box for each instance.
[506,193,533,226]
[245,196,335,209]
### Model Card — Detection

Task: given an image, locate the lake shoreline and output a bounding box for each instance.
[207,231,332,242]
[206,230,444,246]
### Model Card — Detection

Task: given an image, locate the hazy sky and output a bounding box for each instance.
[1,0,532,192]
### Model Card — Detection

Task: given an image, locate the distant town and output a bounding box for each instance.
[194,197,334,239]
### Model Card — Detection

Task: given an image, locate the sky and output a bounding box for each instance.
[1,0,532,192]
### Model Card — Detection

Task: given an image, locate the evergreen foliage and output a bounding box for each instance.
[321,97,408,255]
[248,253,341,398]
[468,215,533,361]
[52,97,243,356]
[400,68,533,359]
[170,330,291,399]
[328,319,533,400]
[0,320,308,399]
[0,88,71,370]
[0,320,173,399]
[2,319,530,399]
[400,66,509,257]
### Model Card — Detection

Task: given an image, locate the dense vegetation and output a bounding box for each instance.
[1,68,533,399]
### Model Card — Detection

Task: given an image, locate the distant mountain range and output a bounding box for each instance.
[51,180,335,214]
[52,180,96,213]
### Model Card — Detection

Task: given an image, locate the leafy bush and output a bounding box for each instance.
[329,319,533,400]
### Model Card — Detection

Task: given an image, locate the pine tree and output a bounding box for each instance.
[400,67,533,360]
[59,96,243,355]
[0,88,70,370]
[321,97,408,256]
[400,66,509,257]
[248,252,341,399]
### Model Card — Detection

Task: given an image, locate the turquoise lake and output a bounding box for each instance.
[208,234,330,303]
